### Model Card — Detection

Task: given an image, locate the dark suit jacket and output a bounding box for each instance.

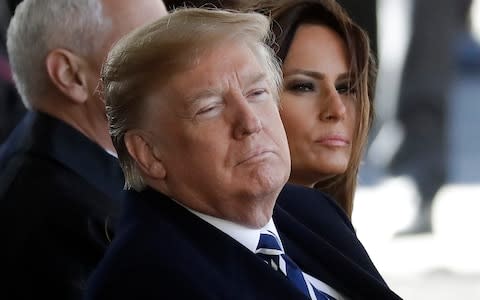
[0,111,124,299]
[85,184,402,299]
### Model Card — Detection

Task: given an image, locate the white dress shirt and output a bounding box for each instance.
[186,208,346,300]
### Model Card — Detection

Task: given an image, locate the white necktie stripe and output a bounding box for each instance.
[304,272,318,300]
[256,248,284,256]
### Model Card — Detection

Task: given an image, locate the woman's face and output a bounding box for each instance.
[281,24,357,187]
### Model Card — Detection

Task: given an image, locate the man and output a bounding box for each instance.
[86,8,401,299]
[0,0,167,298]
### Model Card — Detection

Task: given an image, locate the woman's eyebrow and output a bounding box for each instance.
[283,69,325,79]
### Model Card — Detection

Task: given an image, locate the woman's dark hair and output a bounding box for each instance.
[239,0,377,218]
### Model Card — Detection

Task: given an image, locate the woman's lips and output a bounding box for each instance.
[315,135,350,147]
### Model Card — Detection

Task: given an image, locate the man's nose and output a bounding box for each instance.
[231,93,263,139]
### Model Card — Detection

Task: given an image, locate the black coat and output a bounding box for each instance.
[85,184,402,299]
[0,111,124,299]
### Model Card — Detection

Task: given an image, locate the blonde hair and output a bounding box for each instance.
[101,8,282,191]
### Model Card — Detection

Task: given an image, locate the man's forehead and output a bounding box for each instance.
[171,66,268,100]
[174,45,265,85]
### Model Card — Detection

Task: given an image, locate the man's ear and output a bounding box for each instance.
[45,48,90,104]
[124,130,166,180]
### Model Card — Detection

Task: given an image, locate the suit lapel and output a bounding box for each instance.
[135,191,311,299]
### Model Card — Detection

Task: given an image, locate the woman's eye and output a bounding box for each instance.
[336,83,355,95]
[286,82,315,93]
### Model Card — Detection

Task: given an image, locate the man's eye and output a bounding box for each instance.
[246,88,270,102]
[197,106,215,114]
[251,89,266,96]
[249,88,267,98]
[194,103,224,120]
[197,104,221,115]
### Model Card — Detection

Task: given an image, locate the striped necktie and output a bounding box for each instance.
[255,230,335,300]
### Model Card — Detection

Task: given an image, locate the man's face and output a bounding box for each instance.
[144,42,291,228]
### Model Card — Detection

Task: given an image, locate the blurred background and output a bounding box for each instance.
[353,0,480,299]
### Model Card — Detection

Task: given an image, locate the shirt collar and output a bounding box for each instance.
[0,110,125,202]
[177,200,346,300]
[185,207,280,253]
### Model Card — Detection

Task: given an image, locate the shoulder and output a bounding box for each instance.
[275,184,391,286]
[275,184,357,251]
[1,154,109,204]
[0,154,120,250]
[84,199,218,299]
[0,158,119,298]
[0,111,122,211]
[0,111,52,182]
[277,183,354,231]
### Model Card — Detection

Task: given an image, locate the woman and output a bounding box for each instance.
[240,0,376,218]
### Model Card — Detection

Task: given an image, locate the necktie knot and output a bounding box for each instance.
[256,231,286,273]
[256,231,284,255]
[255,230,335,300]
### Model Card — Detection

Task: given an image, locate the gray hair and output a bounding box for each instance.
[6,0,111,108]
[101,8,282,191]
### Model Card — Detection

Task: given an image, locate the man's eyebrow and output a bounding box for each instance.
[184,72,269,105]
[184,87,221,105]
[244,72,268,86]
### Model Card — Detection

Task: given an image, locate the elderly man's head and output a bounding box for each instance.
[102,8,291,227]
[7,0,167,109]
[6,0,167,152]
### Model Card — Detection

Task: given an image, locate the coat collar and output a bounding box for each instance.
[274,205,402,299]
[1,110,125,200]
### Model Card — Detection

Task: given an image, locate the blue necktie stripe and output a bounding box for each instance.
[256,231,335,300]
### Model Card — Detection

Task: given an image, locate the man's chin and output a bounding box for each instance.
[228,200,275,229]
[240,173,287,202]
